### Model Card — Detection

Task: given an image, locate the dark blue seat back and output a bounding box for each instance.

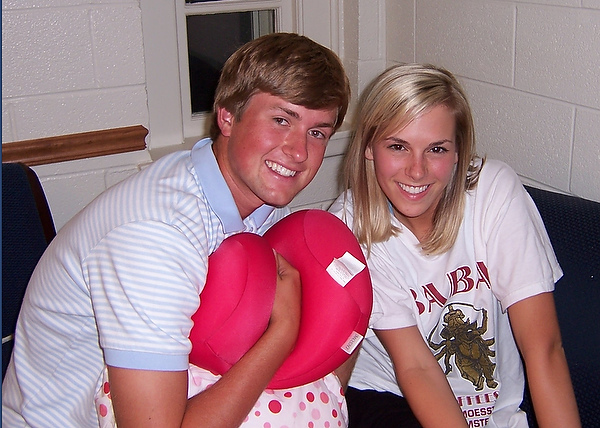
[523,186,600,428]
[2,162,56,379]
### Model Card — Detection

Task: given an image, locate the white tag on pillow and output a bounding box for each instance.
[341,331,364,354]
[326,252,366,287]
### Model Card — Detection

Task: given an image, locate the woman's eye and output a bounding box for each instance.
[430,146,449,154]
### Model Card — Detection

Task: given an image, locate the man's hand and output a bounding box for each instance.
[267,251,302,351]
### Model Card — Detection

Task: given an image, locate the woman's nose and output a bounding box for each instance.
[406,154,426,180]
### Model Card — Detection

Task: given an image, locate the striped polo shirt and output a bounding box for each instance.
[2,138,287,427]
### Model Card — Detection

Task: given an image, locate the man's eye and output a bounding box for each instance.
[310,129,326,139]
[274,117,289,125]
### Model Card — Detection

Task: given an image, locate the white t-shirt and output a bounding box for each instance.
[329,159,562,428]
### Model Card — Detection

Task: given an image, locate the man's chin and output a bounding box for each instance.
[259,182,310,208]
[261,192,296,208]
[264,198,294,208]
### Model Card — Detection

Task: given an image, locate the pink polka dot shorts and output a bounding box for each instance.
[95,365,348,428]
[188,364,348,427]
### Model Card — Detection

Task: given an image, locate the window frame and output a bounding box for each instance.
[175,0,294,140]
[141,0,342,151]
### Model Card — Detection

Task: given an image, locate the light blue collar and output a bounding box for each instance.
[190,138,275,234]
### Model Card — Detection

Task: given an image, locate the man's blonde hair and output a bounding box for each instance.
[342,63,483,255]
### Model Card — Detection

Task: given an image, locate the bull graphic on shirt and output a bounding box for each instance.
[427,305,498,391]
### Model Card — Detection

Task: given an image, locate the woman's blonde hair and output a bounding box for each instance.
[342,63,483,255]
[210,32,350,141]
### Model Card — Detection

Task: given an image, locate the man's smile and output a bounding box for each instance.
[266,160,298,177]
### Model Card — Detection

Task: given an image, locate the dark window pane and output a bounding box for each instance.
[186,10,275,114]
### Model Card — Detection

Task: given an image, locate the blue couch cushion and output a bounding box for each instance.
[2,163,55,378]
[524,186,600,428]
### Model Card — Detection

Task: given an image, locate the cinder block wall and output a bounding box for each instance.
[2,0,151,229]
[2,1,148,141]
[3,0,599,230]
[386,0,600,202]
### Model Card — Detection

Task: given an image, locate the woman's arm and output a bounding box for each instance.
[508,292,581,428]
[376,326,468,428]
[109,252,302,428]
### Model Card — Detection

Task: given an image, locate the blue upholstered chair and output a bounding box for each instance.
[522,186,600,428]
[2,162,56,379]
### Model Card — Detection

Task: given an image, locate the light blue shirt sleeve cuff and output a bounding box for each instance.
[104,348,189,371]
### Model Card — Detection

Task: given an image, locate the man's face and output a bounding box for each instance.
[215,92,338,217]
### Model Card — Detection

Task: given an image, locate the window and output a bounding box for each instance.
[175,0,293,140]
[141,0,341,151]
[185,10,275,114]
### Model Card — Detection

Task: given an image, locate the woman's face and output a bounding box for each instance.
[365,104,458,241]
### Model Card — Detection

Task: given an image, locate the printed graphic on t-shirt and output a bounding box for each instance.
[427,304,499,426]
[428,304,497,390]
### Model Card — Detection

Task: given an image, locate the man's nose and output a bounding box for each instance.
[283,130,308,162]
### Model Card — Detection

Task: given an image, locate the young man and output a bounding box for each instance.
[2,32,351,427]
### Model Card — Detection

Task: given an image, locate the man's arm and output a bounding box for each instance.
[334,348,359,391]
[508,292,581,428]
[109,252,302,428]
[107,368,188,427]
[108,320,299,427]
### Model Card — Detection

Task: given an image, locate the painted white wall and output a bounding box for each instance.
[2,0,148,141]
[2,0,152,230]
[385,0,600,202]
[2,0,599,231]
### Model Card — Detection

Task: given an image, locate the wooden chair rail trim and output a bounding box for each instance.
[1,125,148,166]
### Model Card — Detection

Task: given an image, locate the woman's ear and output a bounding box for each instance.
[365,145,374,160]
[216,107,234,137]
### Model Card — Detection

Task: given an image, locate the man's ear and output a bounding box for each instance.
[216,107,234,137]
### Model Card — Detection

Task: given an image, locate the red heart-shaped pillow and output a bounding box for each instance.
[264,210,372,388]
[188,210,372,389]
[188,232,276,375]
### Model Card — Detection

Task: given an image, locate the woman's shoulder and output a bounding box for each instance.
[328,190,355,223]
[465,159,535,224]
[480,158,518,178]
[475,158,523,194]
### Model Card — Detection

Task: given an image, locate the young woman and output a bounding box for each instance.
[329,64,580,428]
